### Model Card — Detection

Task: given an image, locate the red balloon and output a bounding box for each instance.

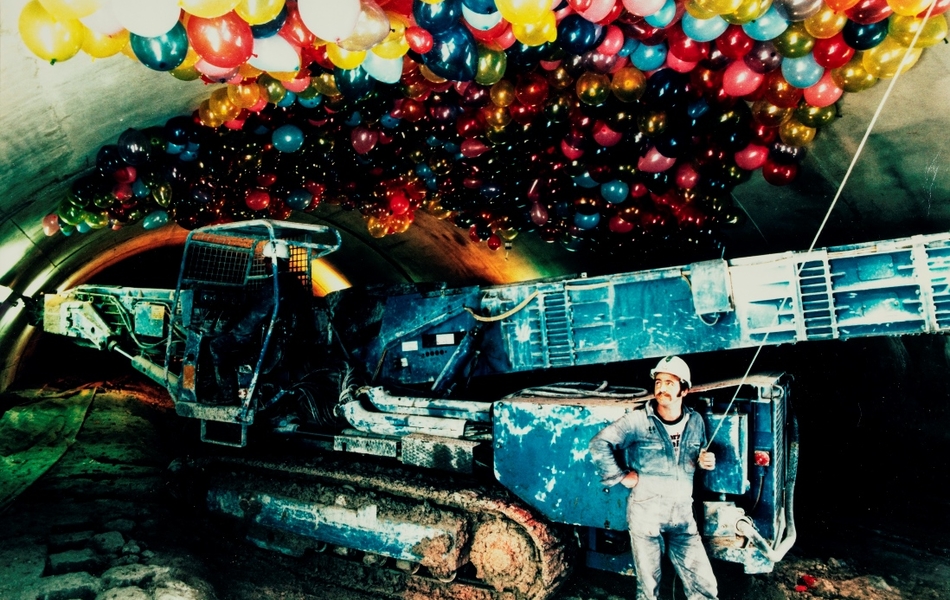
[803,70,843,107]
[351,126,379,155]
[187,12,254,69]
[750,123,779,145]
[722,60,765,97]
[405,26,434,54]
[734,143,769,170]
[812,33,855,69]
[675,162,700,189]
[667,25,709,63]
[845,0,892,23]
[570,0,595,10]
[597,25,626,55]
[389,191,410,215]
[608,214,635,233]
[279,1,315,48]
[918,0,949,15]
[762,159,799,185]
[246,188,271,210]
[716,25,754,60]
[516,72,549,106]
[461,138,490,158]
[487,233,502,250]
[638,146,677,172]
[592,120,623,146]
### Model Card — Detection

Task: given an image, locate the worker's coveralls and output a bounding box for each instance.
[589,402,718,600]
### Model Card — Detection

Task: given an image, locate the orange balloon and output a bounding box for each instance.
[824,0,861,11]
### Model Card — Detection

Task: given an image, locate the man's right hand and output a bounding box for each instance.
[620,470,639,488]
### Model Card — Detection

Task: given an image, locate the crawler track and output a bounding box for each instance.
[175,454,573,600]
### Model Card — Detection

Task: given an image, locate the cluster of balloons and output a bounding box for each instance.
[26,0,947,253]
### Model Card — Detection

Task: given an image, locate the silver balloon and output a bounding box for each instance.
[773,0,824,22]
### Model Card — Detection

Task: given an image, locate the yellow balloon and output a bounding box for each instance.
[889,14,948,47]
[258,73,287,103]
[170,64,201,80]
[209,87,241,121]
[804,5,848,39]
[372,12,410,59]
[886,0,934,16]
[685,0,721,19]
[705,0,744,15]
[367,215,389,238]
[238,61,263,78]
[491,79,517,107]
[862,36,922,78]
[81,26,128,58]
[576,72,611,106]
[481,105,511,129]
[235,0,285,25]
[19,0,84,63]
[723,0,771,23]
[38,0,103,19]
[779,118,816,146]
[751,99,793,127]
[495,0,552,25]
[312,72,340,96]
[611,67,647,102]
[388,213,413,234]
[325,43,366,70]
[179,0,241,19]
[511,10,558,46]
[831,54,879,92]
[198,99,225,127]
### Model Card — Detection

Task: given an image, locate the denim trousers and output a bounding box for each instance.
[627,496,718,600]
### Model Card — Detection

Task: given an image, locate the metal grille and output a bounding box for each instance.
[541,290,575,367]
[797,259,836,340]
[183,241,252,286]
[926,245,950,330]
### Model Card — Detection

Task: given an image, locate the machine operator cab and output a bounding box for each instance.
[167,220,341,446]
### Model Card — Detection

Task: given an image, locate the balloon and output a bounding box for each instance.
[117,128,151,165]
[245,188,271,211]
[186,12,253,69]
[19,0,84,63]
[781,52,824,88]
[804,5,848,38]
[373,11,410,57]
[111,0,180,38]
[638,146,677,172]
[846,0,893,23]
[298,0,361,42]
[576,71,612,105]
[179,0,241,18]
[623,0,667,16]
[250,34,301,71]
[742,6,789,40]
[236,0,285,25]
[81,26,128,58]
[351,125,379,154]
[773,21,815,57]
[744,40,783,72]
[795,102,837,126]
[475,45,507,85]
[734,143,769,169]
[862,36,922,77]
[831,54,878,91]
[512,10,558,46]
[752,99,793,126]
[79,4,123,35]
[39,0,103,19]
[681,14,729,43]
[495,0,551,24]
[716,24,754,58]
[326,43,366,69]
[463,4,504,29]
[812,32,855,68]
[557,14,605,54]
[421,25,478,81]
[130,22,189,71]
[141,210,170,230]
[574,211,601,229]
[334,64,376,99]
[338,0,392,51]
[644,0,678,26]
[42,213,62,236]
[723,58,765,95]
[842,18,890,49]
[888,14,948,47]
[362,51,403,83]
[762,158,798,184]
[773,0,824,21]
[630,41,667,70]
[600,179,630,203]
[414,0,462,33]
[611,66,647,102]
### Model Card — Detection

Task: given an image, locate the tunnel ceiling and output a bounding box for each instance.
[0,0,948,300]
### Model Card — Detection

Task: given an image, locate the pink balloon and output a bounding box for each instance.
[638,146,677,172]
[195,59,239,79]
[580,0,618,22]
[592,120,623,146]
[622,0,666,17]
[734,143,769,170]
[560,139,585,160]
[351,126,379,155]
[597,25,625,55]
[665,52,698,73]
[722,60,765,97]
[42,213,61,237]
[282,76,311,93]
[803,70,843,108]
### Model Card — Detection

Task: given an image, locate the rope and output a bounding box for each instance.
[705,6,938,450]
[465,290,539,322]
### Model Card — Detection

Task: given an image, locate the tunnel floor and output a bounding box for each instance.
[0,381,947,600]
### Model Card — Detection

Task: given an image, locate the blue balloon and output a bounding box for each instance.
[130,22,188,72]
[165,141,185,155]
[573,172,599,188]
[334,65,376,99]
[681,14,729,43]
[414,0,462,33]
[286,189,313,210]
[557,14,604,55]
[142,210,169,231]
[250,5,287,38]
[132,179,150,198]
[297,94,322,108]
[781,54,824,88]
[618,37,640,57]
[645,0,677,28]
[600,180,630,204]
[842,19,889,50]
[277,91,296,107]
[380,114,400,128]
[631,42,667,72]
[272,124,304,152]
[421,25,478,81]
[574,211,601,230]
[75,220,92,234]
[462,0,497,14]
[742,6,789,41]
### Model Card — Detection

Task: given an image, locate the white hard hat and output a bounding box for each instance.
[650,356,691,388]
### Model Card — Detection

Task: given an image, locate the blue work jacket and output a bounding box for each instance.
[589,401,708,502]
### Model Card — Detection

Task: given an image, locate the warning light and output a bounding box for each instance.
[753,450,771,467]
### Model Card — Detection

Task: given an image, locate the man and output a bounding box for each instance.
[589,355,718,600]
